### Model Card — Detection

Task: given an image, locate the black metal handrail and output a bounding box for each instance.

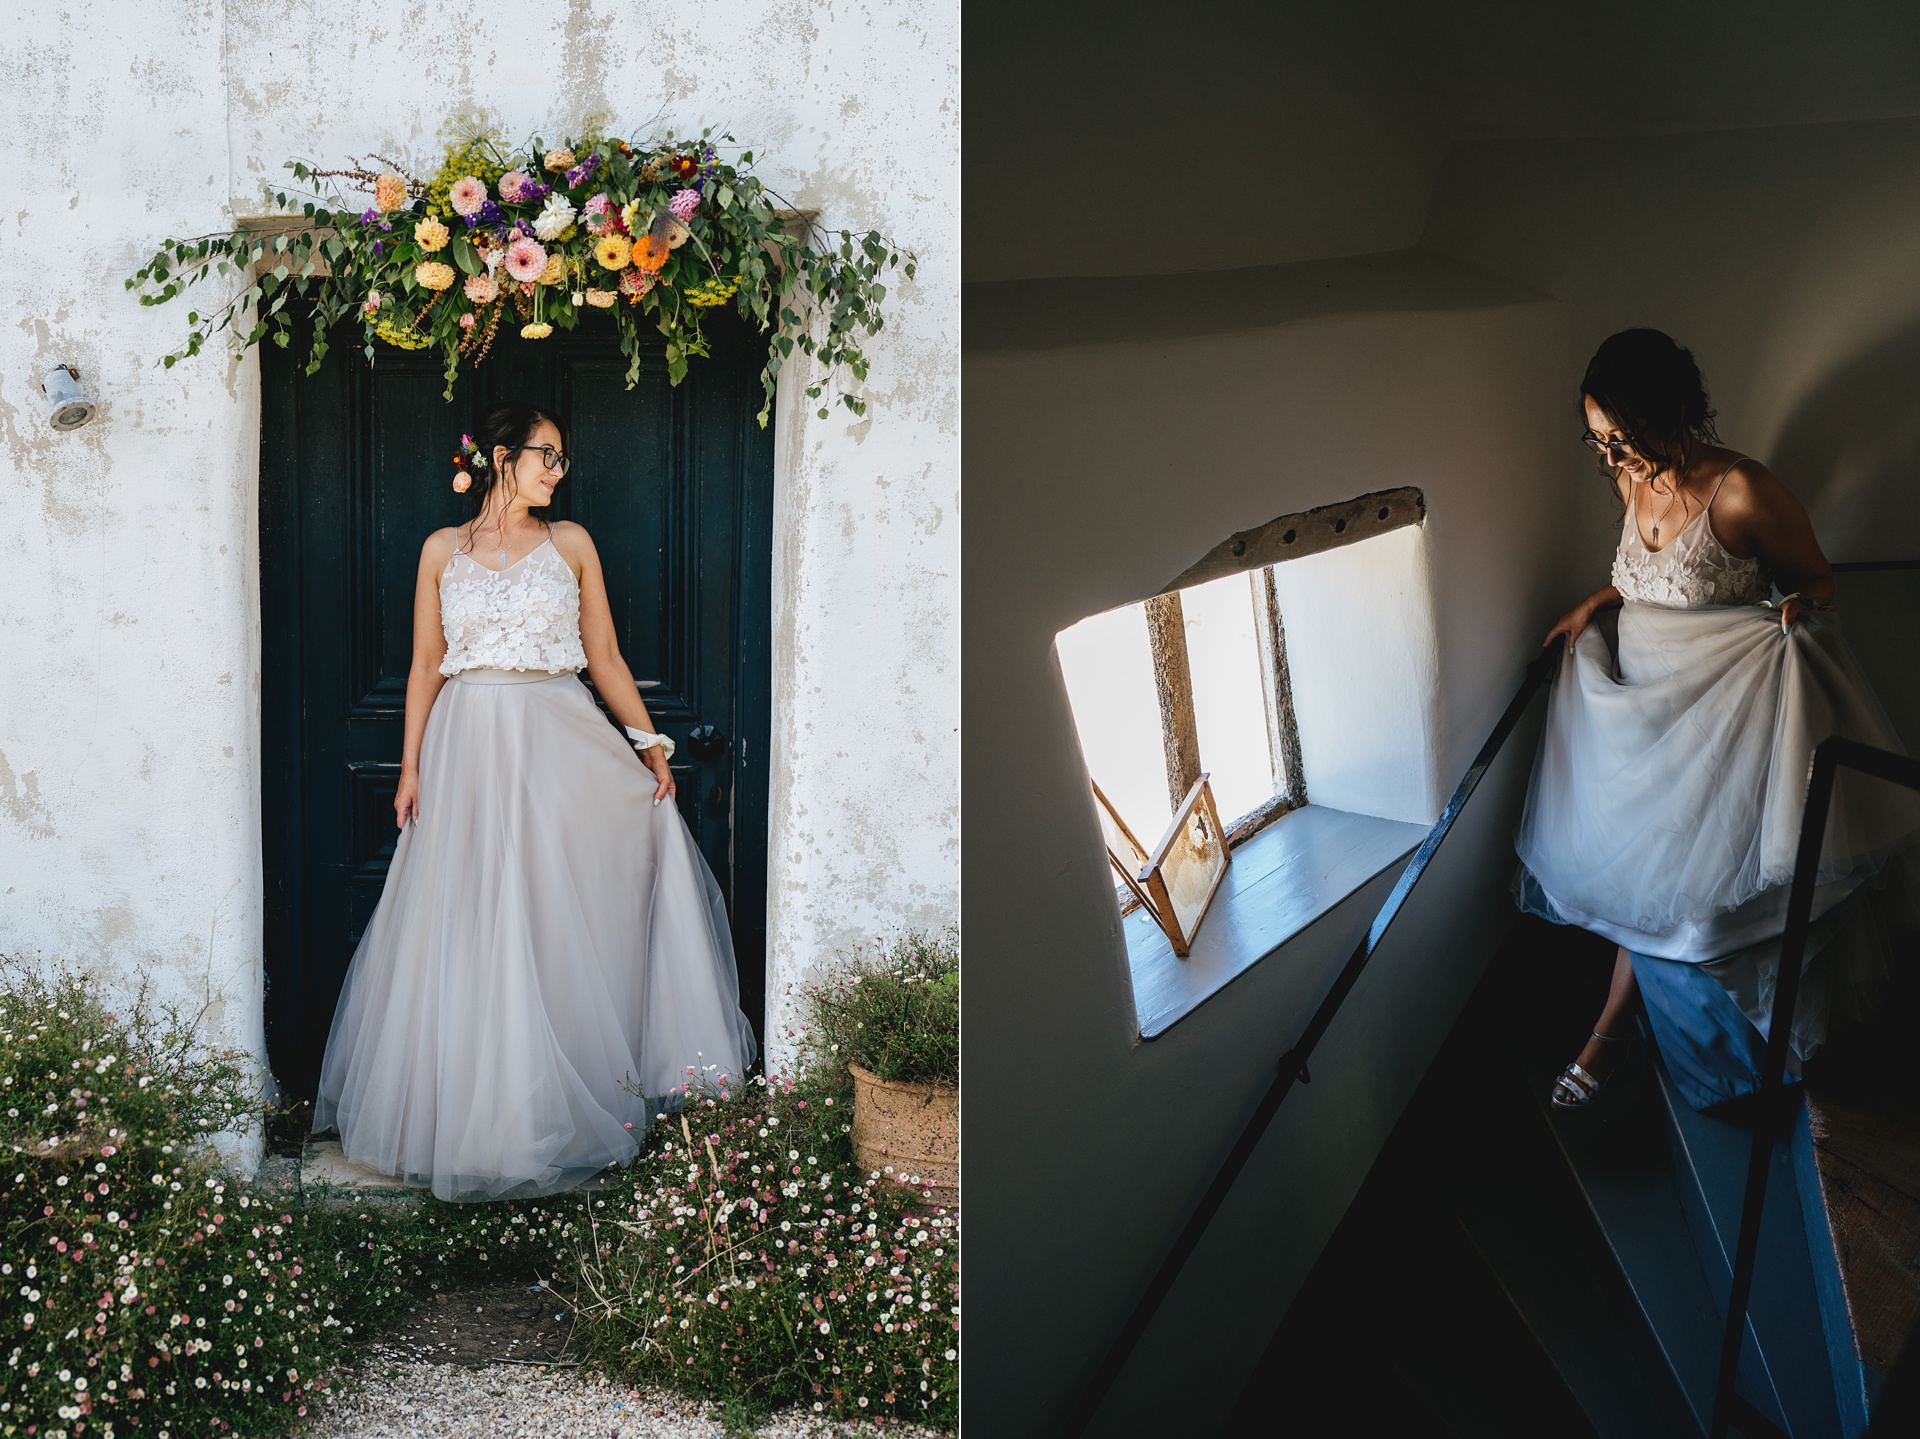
[1710,737,1920,1439]
[1060,633,1568,1437]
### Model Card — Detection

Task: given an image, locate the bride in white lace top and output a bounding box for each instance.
[1514,329,1919,1113]
[314,402,756,1201]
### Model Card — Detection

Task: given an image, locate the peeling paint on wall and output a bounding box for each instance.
[0,1,956,1104]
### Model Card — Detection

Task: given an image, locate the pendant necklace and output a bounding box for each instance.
[1650,481,1680,545]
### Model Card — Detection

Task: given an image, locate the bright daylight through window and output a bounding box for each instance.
[1057,564,1304,911]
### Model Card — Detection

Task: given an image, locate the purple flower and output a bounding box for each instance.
[372,240,385,256]
[518,180,551,204]
[464,199,504,228]
[359,207,379,224]
[564,152,601,189]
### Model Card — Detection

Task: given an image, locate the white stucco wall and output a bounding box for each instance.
[0,2,956,1090]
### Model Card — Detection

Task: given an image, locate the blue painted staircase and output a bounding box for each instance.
[1226,915,1912,1438]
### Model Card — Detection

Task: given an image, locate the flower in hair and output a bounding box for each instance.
[451,433,490,491]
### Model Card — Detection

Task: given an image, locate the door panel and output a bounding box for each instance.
[262,306,773,1099]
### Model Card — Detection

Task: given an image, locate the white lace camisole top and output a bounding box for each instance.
[439,536,589,676]
[1609,464,1770,609]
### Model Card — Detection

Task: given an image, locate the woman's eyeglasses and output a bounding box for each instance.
[1581,431,1637,463]
[507,443,571,477]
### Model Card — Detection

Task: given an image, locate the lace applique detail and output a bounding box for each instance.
[1611,507,1769,609]
[439,539,589,676]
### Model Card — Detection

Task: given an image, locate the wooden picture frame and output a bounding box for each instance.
[1094,773,1231,956]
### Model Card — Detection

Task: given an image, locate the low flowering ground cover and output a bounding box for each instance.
[0,961,955,1437]
[567,1067,959,1430]
[0,966,376,1437]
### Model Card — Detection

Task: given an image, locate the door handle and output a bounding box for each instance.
[686,724,727,762]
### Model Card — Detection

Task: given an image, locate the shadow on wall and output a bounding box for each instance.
[1770,321,1920,563]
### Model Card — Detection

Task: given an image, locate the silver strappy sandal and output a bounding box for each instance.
[1551,1029,1625,1110]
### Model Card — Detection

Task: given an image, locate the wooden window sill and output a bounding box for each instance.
[1125,804,1426,1039]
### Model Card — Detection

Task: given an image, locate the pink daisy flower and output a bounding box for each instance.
[582,192,612,233]
[503,237,548,284]
[448,176,487,217]
[669,188,700,222]
[498,170,532,202]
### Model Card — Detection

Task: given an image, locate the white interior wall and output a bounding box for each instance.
[0,2,956,1107]
[1423,116,1920,572]
[1270,523,1443,825]
[963,297,1573,1436]
[964,105,1920,1436]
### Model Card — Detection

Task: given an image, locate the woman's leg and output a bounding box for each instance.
[1576,945,1638,1077]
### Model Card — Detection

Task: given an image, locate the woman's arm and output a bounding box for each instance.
[555,522,675,804]
[1543,472,1632,648]
[394,530,456,828]
[1715,460,1837,630]
[1545,584,1622,649]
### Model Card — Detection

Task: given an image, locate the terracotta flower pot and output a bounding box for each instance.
[849,1062,958,1209]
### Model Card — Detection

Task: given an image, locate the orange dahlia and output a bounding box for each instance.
[374,172,408,212]
[631,234,670,272]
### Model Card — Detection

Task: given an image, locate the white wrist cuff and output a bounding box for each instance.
[625,728,676,760]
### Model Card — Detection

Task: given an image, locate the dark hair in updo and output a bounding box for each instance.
[456,401,568,548]
[1580,328,1721,483]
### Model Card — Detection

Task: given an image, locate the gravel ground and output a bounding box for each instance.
[303,1361,946,1439]
[289,1282,948,1439]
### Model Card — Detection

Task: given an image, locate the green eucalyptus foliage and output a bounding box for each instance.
[125,124,914,425]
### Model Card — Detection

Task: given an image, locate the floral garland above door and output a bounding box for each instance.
[126,120,915,425]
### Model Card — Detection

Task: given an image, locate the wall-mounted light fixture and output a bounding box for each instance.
[41,364,97,431]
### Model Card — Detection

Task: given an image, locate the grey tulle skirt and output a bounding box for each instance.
[313,668,757,1202]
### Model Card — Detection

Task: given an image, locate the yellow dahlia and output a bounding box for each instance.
[538,253,566,286]
[593,234,632,271]
[584,288,617,308]
[414,261,457,291]
[413,217,450,252]
[374,172,408,212]
[521,321,554,339]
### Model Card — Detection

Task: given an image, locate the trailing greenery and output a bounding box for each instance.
[566,1067,958,1429]
[796,929,959,1087]
[125,114,915,423]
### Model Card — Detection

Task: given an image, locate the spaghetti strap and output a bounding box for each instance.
[1704,457,1742,514]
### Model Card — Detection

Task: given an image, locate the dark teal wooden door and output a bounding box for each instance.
[260,307,773,1100]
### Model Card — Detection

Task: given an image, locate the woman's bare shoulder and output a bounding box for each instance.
[1714,454,1804,519]
[548,519,599,561]
[420,526,460,564]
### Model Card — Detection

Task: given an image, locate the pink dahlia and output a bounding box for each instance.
[582,192,613,233]
[503,237,548,284]
[669,188,700,222]
[618,266,654,296]
[498,170,532,202]
[448,176,487,217]
[463,273,499,305]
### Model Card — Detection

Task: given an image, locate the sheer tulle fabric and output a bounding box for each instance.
[313,669,756,1202]
[1517,605,1919,955]
[1515,603,1920,1063]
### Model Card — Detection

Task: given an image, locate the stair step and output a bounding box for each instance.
[1646,1039,1846,1439]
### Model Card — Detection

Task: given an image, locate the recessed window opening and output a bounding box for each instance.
[1055,487,1426,917]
